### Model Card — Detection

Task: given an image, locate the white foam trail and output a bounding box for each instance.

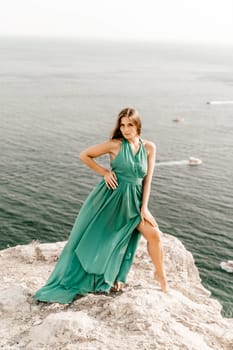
[207,101,233,105]
[220,261,233,273]
[156,160,188,167]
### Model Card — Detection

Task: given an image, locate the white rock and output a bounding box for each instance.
[28,311,99,348]
[0,284,30,314]
[0,234,232,350]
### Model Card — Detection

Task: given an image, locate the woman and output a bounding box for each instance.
[34,107,167,304]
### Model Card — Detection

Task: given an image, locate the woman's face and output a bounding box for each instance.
[120,117,138,141]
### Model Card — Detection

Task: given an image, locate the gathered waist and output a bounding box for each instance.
[116,175,143,185]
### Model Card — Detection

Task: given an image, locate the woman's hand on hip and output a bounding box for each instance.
[104,170,118,189]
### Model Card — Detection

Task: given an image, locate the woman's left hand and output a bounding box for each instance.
[140,207,158,227]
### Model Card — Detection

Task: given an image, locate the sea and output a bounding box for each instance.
[0,37,232,318]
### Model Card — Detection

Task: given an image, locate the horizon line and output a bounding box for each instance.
[0,34,233,48]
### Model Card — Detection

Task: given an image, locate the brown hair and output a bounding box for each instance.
[111,107,141,139]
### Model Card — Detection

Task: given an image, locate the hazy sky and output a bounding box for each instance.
[1,0,233,44]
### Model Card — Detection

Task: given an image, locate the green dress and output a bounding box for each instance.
[34,138,148,303]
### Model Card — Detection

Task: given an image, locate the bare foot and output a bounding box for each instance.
[154,272,168,292]
[110,281,124,292]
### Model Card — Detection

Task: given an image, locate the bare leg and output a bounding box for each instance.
[137,221,168,292]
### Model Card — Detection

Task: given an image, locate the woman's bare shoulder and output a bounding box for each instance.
[99,139,121,147]
[108,138,123,149]
[142,139,156,153]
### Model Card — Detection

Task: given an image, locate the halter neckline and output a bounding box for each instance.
[123,137,142,157]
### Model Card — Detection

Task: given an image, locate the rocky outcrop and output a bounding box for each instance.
[0,234,232,350]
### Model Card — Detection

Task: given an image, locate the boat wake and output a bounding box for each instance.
[207,101,233,105]
[156,157,202,167]
[156,160,188,167]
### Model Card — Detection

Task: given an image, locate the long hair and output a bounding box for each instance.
[111,107,142,139]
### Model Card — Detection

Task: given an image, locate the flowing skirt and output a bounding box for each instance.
[34,179,142,303]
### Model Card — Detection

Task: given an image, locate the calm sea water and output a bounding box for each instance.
[0,37,233,317]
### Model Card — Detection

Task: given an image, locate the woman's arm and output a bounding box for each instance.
[79,140,120,189]
[140,141,158,226]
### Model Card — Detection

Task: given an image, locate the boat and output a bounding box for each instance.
[188,157,202,166]
[173,117,184,122]
[220,260,233,273]
[206,101,233,105]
